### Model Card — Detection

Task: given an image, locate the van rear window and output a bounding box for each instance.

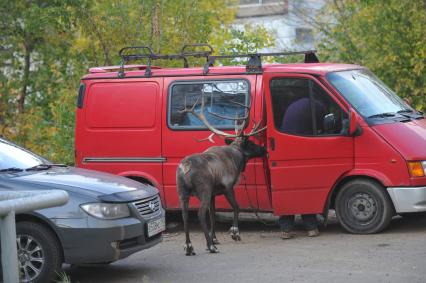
[168,80,250,130]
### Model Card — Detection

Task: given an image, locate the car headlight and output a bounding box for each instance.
[407,161,426,177]
[80,203,131,219]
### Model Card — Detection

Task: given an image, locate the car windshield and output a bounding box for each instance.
[326,69,414,119]
[0,140,46,171]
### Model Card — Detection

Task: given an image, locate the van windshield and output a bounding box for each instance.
[326,69,416,120]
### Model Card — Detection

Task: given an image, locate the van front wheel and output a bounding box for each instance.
[335,179,394,234]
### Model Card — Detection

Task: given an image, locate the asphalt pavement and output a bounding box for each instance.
[65,212,426,283]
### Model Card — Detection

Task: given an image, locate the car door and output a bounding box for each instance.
[263,73,354,215]
[161,76,264,210]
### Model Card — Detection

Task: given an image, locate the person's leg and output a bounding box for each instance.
[301,214,319,237]
[278,215,296,239]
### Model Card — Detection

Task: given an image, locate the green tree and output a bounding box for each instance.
[0,0,274,164]
[315,0,426,111]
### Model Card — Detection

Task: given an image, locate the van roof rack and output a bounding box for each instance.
[117,44,213,78]
[117,43,319,77]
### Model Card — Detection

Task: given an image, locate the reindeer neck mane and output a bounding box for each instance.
[229,142,248,173]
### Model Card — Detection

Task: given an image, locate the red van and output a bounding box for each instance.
[75,45,426,234]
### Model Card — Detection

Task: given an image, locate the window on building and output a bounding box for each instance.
[239,0,282,4]
[237,0,288,17]
[270,78,348,136]
[169,80,250,130]
[295,28,314,44]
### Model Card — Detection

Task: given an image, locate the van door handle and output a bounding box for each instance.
[268,137,275,151]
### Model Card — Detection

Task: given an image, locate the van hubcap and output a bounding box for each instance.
[348,193,377,222]
[16,235,45,282]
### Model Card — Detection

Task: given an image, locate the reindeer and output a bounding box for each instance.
[176,95,266,255]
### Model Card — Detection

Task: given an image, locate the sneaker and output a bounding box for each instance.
[281,232,295,239]
[307,229,319,237]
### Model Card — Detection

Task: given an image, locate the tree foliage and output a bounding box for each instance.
[315,0,426,111]
[0,0,273,164]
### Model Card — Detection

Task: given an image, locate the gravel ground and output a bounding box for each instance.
[65,212,426,283]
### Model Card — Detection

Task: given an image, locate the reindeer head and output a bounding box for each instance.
[225,136,266,159]
[180,93,267,158]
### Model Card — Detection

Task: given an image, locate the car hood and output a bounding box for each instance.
[10,167,158,202]
[373,118,426,160]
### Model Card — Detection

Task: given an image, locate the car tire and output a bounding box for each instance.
[335,179,394,234]
[16,222,62,283]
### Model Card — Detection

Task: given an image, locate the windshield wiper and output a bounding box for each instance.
[51,163,68,167]
[25,164,52,171]
[397,109,414,114]
[397,109,424,119]
[0,167,24,173]
[368,112,396,118]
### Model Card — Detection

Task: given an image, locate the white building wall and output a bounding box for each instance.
[235,0,325,52]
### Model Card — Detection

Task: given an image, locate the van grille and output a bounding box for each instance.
[133,195,161,217]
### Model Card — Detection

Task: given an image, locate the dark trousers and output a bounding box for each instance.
[279,214,318,232]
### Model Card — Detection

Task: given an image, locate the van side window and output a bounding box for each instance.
[270,78,348,136]
[168,80,250,129]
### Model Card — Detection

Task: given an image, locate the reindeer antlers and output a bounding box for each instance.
[180,94,243,140]
[179,93,266,143]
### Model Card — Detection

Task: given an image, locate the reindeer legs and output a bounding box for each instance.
[180,197,195,256]
[199,196,219,253]
[209,196,219,245]
[224,189,241,241]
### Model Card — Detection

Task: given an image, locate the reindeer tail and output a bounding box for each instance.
[178,160,192,175]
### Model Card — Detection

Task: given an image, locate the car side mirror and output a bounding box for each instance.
[348,108,362,136]
[323,113,335,133]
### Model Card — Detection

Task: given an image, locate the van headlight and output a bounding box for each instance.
[80,203,131,219]
[407,161,426,177]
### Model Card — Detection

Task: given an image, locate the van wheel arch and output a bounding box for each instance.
[330,177,395,234]
[329,176,390,209]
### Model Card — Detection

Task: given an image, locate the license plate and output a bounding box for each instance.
[147,217,166,237]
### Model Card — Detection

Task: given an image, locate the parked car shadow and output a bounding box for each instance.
[165,210,426,235]
[64,263,165,283]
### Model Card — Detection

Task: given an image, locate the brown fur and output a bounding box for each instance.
[177,137,266,255]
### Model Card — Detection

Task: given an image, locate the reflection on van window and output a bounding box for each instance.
[270,78,347,136]
[169,80,249,129]
[327,69,413,118]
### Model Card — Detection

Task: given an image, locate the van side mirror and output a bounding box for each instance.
[323,113,335,133]
[348,108,361,136]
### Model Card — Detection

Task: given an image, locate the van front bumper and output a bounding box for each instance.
[387,186,426,213]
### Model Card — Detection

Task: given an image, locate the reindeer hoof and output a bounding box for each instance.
[229,226,241,241]
[231,234,241,241]
[184,243,196,256]
[212,237,220,245]
[207,245,219,253]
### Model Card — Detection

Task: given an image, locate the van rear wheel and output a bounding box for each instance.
[335,179,394,234]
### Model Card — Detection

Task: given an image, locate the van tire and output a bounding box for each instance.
[16,221,62,283]
[335,179,394,234]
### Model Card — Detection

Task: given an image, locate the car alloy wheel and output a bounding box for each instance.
[17,234,45,282]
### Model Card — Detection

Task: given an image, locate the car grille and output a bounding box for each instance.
[133,195,161,217]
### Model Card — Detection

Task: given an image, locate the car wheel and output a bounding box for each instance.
[16,222,62,283]
[335,179,394,234]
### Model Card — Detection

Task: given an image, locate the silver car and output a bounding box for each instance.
[0,138,165,283]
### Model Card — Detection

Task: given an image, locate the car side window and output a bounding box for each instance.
[270,78,348,136]
[168,80,250,130]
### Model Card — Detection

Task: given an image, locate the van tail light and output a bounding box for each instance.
[407,161,425,177]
